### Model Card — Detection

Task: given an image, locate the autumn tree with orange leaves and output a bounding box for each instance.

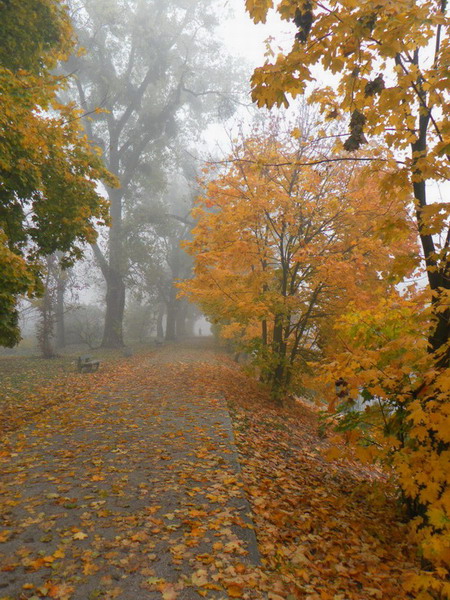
[181,126,414,399]
[245,1,450,595]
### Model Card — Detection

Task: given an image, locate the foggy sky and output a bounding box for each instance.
[218,0,295,69]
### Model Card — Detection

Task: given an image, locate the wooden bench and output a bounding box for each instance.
[77,355,100,373]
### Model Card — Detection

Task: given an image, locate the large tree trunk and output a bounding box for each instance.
[54,267,66,350]
[93,188,126,348]
[102,270,125,347]
[406,108,450,524]
[411,113,450,369]
[165,298,177,341]
[428,271,450,368]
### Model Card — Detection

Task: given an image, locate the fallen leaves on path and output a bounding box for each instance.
[0,347,265,600]
[0,354,132,439]
[191,357,423,600]
[0,344,425,600]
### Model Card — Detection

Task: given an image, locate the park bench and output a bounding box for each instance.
[77,354,100,373]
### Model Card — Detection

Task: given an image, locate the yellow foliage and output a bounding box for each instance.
[180,120,415,401]
[246,1,450,584]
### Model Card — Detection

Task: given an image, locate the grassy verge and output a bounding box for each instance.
[0,346,151,439]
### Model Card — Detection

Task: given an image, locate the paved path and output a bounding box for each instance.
[0,345,261,600]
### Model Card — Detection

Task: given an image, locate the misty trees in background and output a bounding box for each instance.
[159,222,194,341]
[125,171,198,341]
[34,253,83,356]
[64,0,242,347]
[36,255,58,359]
[65,305,104,349]
[54,261,68,349]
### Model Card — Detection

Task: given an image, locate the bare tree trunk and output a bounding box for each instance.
[91,187,125,348]
[102,270,125,347]
[156,302,165,339]
[102,188,125,347]
[54,267,66,349]
[165,295,177,341]
[37,256,56,358]
[410,104,450,369]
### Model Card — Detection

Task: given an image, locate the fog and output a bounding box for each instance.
[5,0,287,357]
[4,0,438,359]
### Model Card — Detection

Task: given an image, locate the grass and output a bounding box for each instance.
[0,348,124,399]
[0,345,152,439]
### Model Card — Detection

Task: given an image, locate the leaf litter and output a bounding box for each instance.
[0,344,423,599]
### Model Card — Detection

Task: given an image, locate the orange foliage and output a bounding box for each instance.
[181,126,415,397]
[244,2,450,595]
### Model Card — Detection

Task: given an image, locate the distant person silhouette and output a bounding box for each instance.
[198,327,202,336]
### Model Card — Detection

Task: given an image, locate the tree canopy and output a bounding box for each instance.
[182,123,415,397]
[247,0,450,366]
[0,0,115,346]
[244,1,450,593]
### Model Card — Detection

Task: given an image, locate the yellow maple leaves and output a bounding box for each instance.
[316,291,450,590]
[245,0,273,24]
[182,121,414,400]
[244,1,450,594]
